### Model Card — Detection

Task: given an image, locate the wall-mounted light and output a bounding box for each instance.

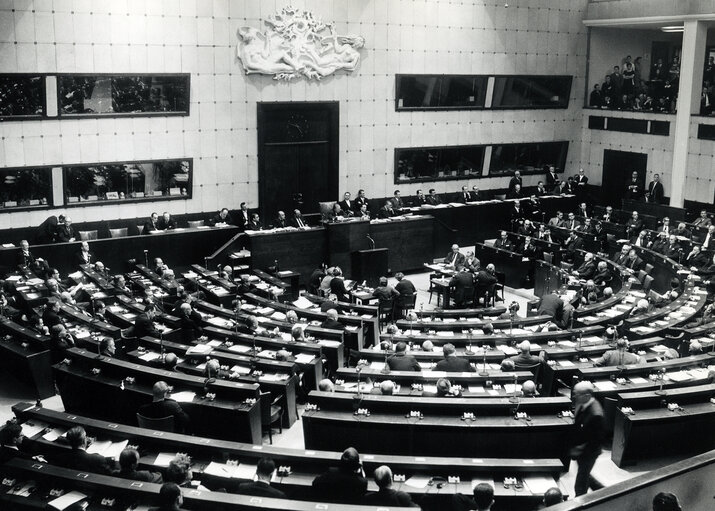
[660,25,684,33]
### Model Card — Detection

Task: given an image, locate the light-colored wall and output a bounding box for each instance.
[0,0,590,229]
[687,117,715,204]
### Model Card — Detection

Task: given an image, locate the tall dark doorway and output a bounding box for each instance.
[602,149,648,205]
[257,102,339,222]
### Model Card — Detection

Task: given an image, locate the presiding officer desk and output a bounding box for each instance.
[0,224,240,276]
[53,347,262,444]
[9,404,566,510]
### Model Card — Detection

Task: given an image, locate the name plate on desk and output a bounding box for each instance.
[134,192,145,198]
[105,192,119,200]
[3,201,17,207]
[68,197,79,203]
[28,199,40,206]
[169,187,181,196]
[150,190,163,196]
[86,195,98,201]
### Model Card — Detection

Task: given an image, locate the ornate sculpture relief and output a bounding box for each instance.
[236,6,365,81]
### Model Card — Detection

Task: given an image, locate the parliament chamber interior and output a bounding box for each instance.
[1,1,715,510]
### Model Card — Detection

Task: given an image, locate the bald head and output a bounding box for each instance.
[522,380,536,396]
[572,381,595,406]
[379,380,395,395]
[326,309,338,321]
[318,379,334,392]
[518,341,532,354]
[152,381,170,400]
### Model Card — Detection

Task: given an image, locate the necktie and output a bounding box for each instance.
[705,234,711,248]
[298,218,304,228]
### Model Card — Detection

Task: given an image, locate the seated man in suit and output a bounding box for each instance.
[564,212,580,231]
[98,337,116,358]
[674,222,692,240]
[535,181,547,197]
[573,252,597,280]
[459,186,472,203]
[16,239,50,274]
[378,200,397,219]
[685,244,709,271]
[326,203,346,223]
[692,209,712,228]
[291,209,309,228]
[211,208,234,226]
[138,381,190,433]
[625,211,643,242]
[518,236,540,259]
[593,338,643,366]
[624,248,645,272]
[272,210,288,228]
[600,206,615,223]
[507,341,545,368]
[362,465,414,507]
[373,276,399,302]
[494,230,514,251]
[412,189,428,206]
[178,302,203,342]
[394,272,416,297]
[612,244,631,266]
[579,217,595,235]
[320,293,342,313]
[118,449,163,483]
[453,482,495,511]
[157,211,176,230]
[355,189,369,211]
[387,342,420,371]
[463,251,481,272]
[0,420,35,463]
[435,343,474,372]
[312,447,368,504]
[132,304,162,339]
[337,192,355,216]
[142,212,160,234]
[471,185,481,201]
[53,426,117,475]
[517,218,535,236]
[449,266,475,307]
[475,263,498,288]
[592,261,612,287]
[321,309,345,330]
[357,203,370,220]
[548,211,565,228]
[329,267,349,302]
[55,216,77,242]
[73,241,94,266]
[391,190,405,212]
[444,244,466,268]
[562,232,584,263]
[505,183,523,199]
[148,483,186,511]
[248,213,262,230]
[237,457,287,498]
[426,188,442,206]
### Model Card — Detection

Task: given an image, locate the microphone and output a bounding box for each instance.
[366,235,375,249]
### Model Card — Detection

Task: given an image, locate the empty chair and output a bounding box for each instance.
[644,263,654,274]
[136,224,144,235]
[494,271,506,302]
[187,220,205,228]
[78,230,98,241]
[642,274,655,292]
[260,391,283,444]
[109,228,129,238]
[136,413,175,433]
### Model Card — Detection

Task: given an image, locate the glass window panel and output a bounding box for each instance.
[63,159,192,204]
[58,75,190,116]
[396,75,488,110]
[0,75,45,119]
[489,142,569,176]
[491,76,572,108]
[395,145,485,183]
[0,167,53,210]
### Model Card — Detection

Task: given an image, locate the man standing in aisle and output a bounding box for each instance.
[570,381,605,496]
[646,173,664,204]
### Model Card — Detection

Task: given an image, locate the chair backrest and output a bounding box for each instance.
[637,269,647,284]
[398,293,416,308]
[644,263,654,274]
[259,391,272,423]
[560,262,573,272]
[136,413,175,432]
[543,252,553,264]
[379,298,394,312]
[187,220,205,228]
[109,227,129,238]
[513,362,541,382]
[79,230,98,241]
[643,274,655,292]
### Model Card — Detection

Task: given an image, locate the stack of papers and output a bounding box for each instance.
[170,391,196,403]
[523,476,557,494]
[20,420,48,438]
[293,297,314,309]
[295,353,315,364]
[47,490,87,510]
[154,452,178,467]
[87,439,128,458]
[203,462,247,478]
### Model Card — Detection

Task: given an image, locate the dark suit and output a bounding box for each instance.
[395,279,416,297]
[572,399,605,496]
[505,189,522,200]
[535,186,547,197]
[414,195,429,206]
[337,200,355,214]
[444,251,466,267]
[538,293,564,322]
[118,468,163,483]
[273,216,288,228]
[133,313,161,339]
[508,176,522,193]
[625,219,643,241]
[248,220,262,230]
[330,277,349,302]
[73,250,94,266]
[494,238,514,251]
[321,318,345,331]
[625,180,642,200]
[624,256,644,271]
[238,210,250,230]
[435,356,474,372]
[563,236,584,260]
[426,195,442,206]
[211,213,234,226]
[647,180,664,204]
[520,242,539,259]
[475,270,497,287]
[391,197,405,211]
[312,467,368,504]
[237,480,287,499]
[593,268,612,287]
[545,171,560,192]
[362,488,414,507]
[179,310,203,342]
[291,215,308,228]
[355,196,369,211]
[574,260,596,279]
[55,224,77,242]
[449,271,475,306]
[459,191,473,203]
[378,206,397,219]
[138,398,190,432]
[142,220,159,235]
[387,353,421,371]
[686,252,709,269]
[157,217,176,230]
[52,448,117,475]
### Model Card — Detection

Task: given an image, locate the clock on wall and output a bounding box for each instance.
[285,113,309,141]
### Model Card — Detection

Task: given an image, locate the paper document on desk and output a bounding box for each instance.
[345,325,358,332]
[203,461,245,478]
[504,384,522,394]
[501,346,519,356]
[666,371,692,382]
[593,380,617,391]
[523,476,556,494]
[186,344,212,355]
[370,361,386,370]
[139,351,161,362]
[422,385,438,394]
[86,439,112,455]
[103,439,129,459]
[558,360,575,368]
[295,353,315,364]
[230,365,251,375]
[262,373,288,382]
[154,452,178,467]
[206,316,233,328]
[293,297,315,309]
[318,339,341,348]
[629,377,648,384]
[47,490,87,510]
[42,427,67,442]
[468,386,485,393]
[228,344,251,353]
[436,331,454,336]
[170,391,196,403]
[270,311,287,321]
[20,420,48,438]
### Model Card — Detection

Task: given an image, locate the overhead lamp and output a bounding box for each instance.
[660,26,684,33]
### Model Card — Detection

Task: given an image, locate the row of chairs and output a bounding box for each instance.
[78,220,207,240]
[428,272,506,309]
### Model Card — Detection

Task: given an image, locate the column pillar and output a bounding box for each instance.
[670,20,707,207]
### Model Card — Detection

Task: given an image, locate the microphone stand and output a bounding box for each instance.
[382,333,392,374]
[465,329,474,355]
[508,373,519,404]
[143,250,149,268]
[478,342,489,377]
